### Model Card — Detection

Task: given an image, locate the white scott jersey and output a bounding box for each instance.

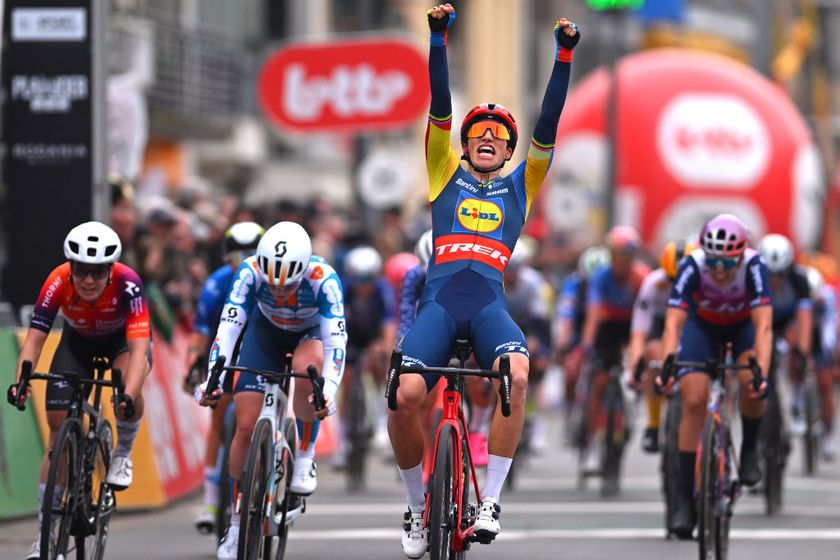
[630,267,671,335]
[208,255,347,394]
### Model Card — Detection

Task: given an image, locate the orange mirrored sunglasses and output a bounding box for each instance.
[465,120,511,141]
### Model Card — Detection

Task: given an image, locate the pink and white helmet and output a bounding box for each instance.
[699,214,749,258]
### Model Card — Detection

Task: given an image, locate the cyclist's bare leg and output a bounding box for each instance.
[643,340,664,428]
[40,412,66,482]
[291,339,325,424]
[736,351,766,419]
[230,392,263,480]
[585,371,608,439]
[816,367,835,430]
[677,373,710,451]
[562,350,583,409]
[486,352,529,457]
[206,394,233,470]
[388,374,428,469]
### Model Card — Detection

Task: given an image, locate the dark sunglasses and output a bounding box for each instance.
[71,263,111,280]
[705,256,740,271]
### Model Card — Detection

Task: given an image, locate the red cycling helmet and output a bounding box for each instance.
[605,225,641,254]
[460,103,518,152]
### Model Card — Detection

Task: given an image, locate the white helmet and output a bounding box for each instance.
[415,230,434,268]
[578,246,610,279]
[344,246,382,280]
[507,237,534,269]
[63,221,122,264]
[805,265,825,295]
[225,221,264,253]
[255,222,311,287]
[757,234,794,274]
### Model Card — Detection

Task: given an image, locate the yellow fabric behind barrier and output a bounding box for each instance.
[16,330,167,508]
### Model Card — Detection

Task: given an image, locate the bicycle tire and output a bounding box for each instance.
[803,384,818,476]
[216,409,236,544]
[268,420,297,560]
[43,418,82,560]
[662,394,682,536]
[345,368,370,493]
[85,421,114,560]
[452,430,472,560]
[429,424,455,560]
[762,389,784,515]
[238,418,273,560]
[697,418,719,560]
[601,376,624,497]
[716,428,733,560]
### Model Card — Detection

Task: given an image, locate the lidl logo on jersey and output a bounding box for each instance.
[453,192,504,239]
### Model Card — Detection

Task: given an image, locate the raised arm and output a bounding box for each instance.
[520,19,580,216]
[425,4,460,200]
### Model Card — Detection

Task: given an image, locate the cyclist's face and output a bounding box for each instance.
[70,263,110,302]
[268,281,299,300]
[464,129,511,171]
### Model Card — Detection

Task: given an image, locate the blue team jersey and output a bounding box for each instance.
[398,265,426,341]
[193,264,236,338]
[343,278,396,348]
[769,265,811,331]
[588,262,650,322]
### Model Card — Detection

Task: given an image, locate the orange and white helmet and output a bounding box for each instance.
[255,222,311,287]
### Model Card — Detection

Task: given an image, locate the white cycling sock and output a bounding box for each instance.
[398,463,426,512]
[482,455,512,502]
[114,418,141,458]
[37,483,45,527]
[203,466,218,506]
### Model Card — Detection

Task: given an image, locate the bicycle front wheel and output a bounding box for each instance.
[697,418,719,560]
[601,376,624,497]
[803,384,819,476]
[428,424,455,560]
[43,418,82,560]
[85,421,114,560]
[267,419,297,560]
[662,394,682,536]
[238,418,273,560]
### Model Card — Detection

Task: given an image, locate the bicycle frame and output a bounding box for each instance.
[427,369,484,553]
[385,342,513,556]
[206,357,325,538]
[697,373,739,507]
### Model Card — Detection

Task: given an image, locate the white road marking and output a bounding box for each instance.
[302,501,840,517]
[288,528,840,541]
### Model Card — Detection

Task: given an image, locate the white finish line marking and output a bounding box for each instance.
[289,528,840,541]
[303,501,840,517]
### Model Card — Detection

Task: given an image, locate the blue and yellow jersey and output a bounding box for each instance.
[423,29,571,286]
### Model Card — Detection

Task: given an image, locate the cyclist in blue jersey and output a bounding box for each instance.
[803,266,838,460]
[757,234,813,432]
[340,245,396,457]
[196,222,346,560]
[185,222,264,534]
[659,214,770,539]
[391,4,580,557]
[578,226,650,473]
[555,246,610,440]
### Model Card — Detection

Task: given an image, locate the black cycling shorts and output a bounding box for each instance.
[45,324,152,411]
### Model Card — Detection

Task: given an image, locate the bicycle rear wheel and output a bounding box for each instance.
[697,418,719,560]
[43,418,82,560]
[345,368,371,493]
[429,424,455,560]
[662,394,682,536]
[601,376,624,497]
[762,388,784,515]
[238,418,273,560]
[85,421,114,560]
[803,384,819,476]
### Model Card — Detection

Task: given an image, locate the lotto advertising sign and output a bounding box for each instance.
[545,49,824,250]
[258,38,429,133]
